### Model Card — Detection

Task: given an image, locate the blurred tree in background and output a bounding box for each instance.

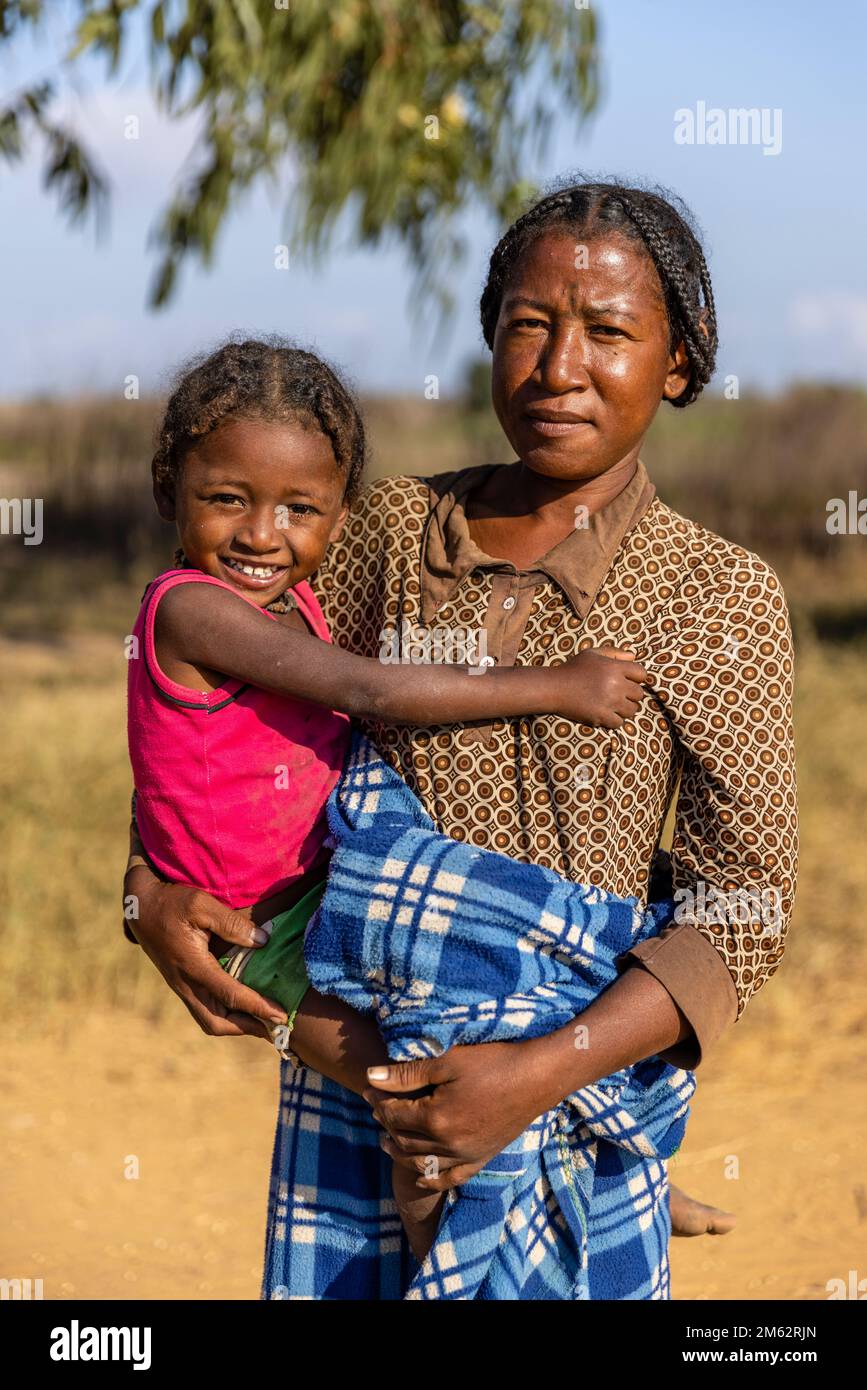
[461,354,493,413]
[0,0,599,307]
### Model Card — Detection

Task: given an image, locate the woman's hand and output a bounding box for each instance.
[125,865,289,1040]
[363,968,694,1191]
[362,1037,556,1192]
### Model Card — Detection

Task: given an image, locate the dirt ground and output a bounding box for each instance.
[4,992,865,1302]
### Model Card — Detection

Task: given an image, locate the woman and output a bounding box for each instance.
[125,180,798,1299]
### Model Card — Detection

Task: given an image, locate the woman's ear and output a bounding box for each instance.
[664,311,710,401]
[153,475,177,522]
[662,337,692,402]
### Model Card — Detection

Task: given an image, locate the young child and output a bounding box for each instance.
[126,336,648,1260]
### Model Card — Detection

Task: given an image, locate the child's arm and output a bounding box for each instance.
[155,581,645,728]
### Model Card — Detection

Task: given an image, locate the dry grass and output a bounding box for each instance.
[2,387,867,633]
[1,384,865,1025]
[1,623,864,1034]
[0,634,156,1018]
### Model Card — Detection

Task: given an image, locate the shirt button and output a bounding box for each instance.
[477,655,496,668]
[502,595,516,610]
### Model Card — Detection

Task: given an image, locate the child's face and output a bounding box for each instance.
[490,227,692,483]
[155,416,349,605]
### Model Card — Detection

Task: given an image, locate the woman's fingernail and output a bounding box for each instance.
[251,926,271,945]
[367,1067,390,1081]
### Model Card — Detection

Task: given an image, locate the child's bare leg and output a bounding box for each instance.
[287,994,449,1260]
[391,1162,445,1264]
[286,988,389,1094]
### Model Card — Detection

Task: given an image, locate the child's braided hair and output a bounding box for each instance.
[480,179,717,407]
[152,335,367,502]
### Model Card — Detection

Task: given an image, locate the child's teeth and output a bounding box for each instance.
[226,559,277,578]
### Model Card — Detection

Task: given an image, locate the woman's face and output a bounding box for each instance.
[490,227,691,482]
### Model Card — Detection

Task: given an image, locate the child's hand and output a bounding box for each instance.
[554,646,647,727]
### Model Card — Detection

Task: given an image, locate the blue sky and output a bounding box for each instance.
[1,0,865,399]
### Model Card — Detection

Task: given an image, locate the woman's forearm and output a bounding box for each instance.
[124,837,388,1089]
[124,859,164,942]
[523,966,693,1115]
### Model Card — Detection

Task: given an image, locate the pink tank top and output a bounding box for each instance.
[127,569,350,909]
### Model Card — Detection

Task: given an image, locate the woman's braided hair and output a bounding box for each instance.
[152,335,367,502]
[480,180,717,407]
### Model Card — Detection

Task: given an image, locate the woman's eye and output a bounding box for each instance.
[511,317,547,330]
[591,324,626,337]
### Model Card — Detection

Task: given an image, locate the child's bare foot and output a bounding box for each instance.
[670,1183,737,1237]
[391,1163,445,1264]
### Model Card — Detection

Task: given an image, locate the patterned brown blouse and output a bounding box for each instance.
[312,460,799,1070]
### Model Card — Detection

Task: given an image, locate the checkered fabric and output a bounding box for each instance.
[262,732,694,1300]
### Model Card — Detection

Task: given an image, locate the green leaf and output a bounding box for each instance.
[3,0,601,312]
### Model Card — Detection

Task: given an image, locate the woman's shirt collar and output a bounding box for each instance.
[420,458,656,624]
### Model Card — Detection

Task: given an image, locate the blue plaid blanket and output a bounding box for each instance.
[262,732,694,1301]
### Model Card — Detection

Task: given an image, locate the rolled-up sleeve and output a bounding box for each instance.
[628,550,799,1056]
[619,919,738,1069]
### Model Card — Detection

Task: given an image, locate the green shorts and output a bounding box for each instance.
[219,878,325,1058]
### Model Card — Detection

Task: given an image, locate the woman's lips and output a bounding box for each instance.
[218,556,289,591]
[523,414,594,437]
[528,420,591,437]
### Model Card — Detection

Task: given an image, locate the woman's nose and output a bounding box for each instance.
[536,322,591,394]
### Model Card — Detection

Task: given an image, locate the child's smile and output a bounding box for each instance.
[218,554,290,592]
[154,416,349,605]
